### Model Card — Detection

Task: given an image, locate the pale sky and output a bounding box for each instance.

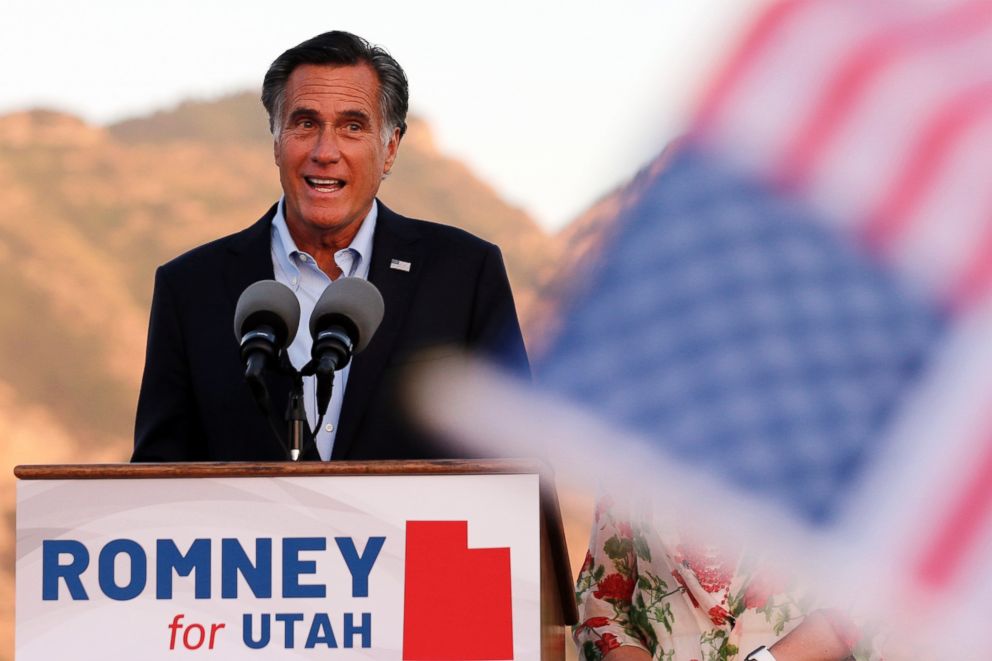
[1,0,762,231]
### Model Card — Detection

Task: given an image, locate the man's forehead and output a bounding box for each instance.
[284,63,380,108]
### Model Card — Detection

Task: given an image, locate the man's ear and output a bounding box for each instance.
[383,126,402,175]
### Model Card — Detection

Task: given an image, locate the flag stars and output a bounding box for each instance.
[543,148,945,524]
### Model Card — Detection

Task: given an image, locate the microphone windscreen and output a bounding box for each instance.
[310,278,385,352]
[234,280,301,348]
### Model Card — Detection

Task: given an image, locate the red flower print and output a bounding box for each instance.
[616,521,633,538]
[743,570,785,609]
[744,584,769,609]
[671,569,700,608]
[580,616,610,630]
[708,604,732,626]
[595,632,621,655]
[594,573,636,601]
[675,542,734,594]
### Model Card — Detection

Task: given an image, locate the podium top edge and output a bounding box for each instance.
[13,458,553,480]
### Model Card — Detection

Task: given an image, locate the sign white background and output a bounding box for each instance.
[16,474,540,659]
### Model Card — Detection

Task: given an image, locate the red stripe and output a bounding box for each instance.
[692,0,816,136]
[776,1,992,189]
[949,210,992,309]
[861,84,992,252]
[913,425,992,591]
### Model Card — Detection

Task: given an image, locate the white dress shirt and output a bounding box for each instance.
[270,197,377,459]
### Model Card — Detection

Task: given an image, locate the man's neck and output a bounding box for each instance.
[285,219,363,279]
[274,198,378,281]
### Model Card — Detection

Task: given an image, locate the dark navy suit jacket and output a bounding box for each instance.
[132,202,528,461]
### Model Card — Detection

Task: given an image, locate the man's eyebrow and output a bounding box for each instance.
[339,109,371,123]
[286,107,320,122]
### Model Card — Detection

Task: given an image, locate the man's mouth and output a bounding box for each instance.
[304,177,345,193]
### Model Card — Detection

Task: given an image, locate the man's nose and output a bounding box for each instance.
[311,127,341,163]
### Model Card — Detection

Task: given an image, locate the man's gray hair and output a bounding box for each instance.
[261,31,409,145]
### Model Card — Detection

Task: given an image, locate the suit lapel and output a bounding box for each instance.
[224,205,278,301]
[332,202,423,459]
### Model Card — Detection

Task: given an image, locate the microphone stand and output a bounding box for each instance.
[286,371,307,461]
[258,353,311,462]
[247,350,341,462]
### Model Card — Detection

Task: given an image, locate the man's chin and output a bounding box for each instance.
[286,203,364,238]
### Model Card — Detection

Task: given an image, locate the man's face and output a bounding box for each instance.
[274,63,400,243]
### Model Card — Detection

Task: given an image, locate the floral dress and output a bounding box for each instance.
[573,495,883,661]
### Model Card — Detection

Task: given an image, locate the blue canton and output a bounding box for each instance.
[540,148,947,524]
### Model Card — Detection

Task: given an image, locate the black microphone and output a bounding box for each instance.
[309,278,385,418]
[233,280,301,414]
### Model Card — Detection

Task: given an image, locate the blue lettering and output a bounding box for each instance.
[304,613,338,648]
[282,538,325,598]
[222,538,272,598]
[40,534,384,605]
[98,539,146,601]
[242,613,269,649]
[42,540,89,600]
[335,537,384,598]
[156,539,211,599]
[344,612,372,648]
[275,613,304,648]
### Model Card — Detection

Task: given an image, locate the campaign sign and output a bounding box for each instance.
[16,473,540,659]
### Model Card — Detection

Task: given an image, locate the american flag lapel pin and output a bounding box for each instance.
[390,258,412,272]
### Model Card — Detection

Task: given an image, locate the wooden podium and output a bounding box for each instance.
[15,459,577,660]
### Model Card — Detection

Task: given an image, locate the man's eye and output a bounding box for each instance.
[347,122,362,131]
[300,119,315,129]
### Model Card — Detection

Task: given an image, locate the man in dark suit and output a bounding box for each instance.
[132,31,527,462]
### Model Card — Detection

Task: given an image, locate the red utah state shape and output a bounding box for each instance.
[403,520,513,660]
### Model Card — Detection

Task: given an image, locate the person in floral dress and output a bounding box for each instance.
[574,495,884,661]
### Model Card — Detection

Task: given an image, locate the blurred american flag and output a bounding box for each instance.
[417,1,992,654]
